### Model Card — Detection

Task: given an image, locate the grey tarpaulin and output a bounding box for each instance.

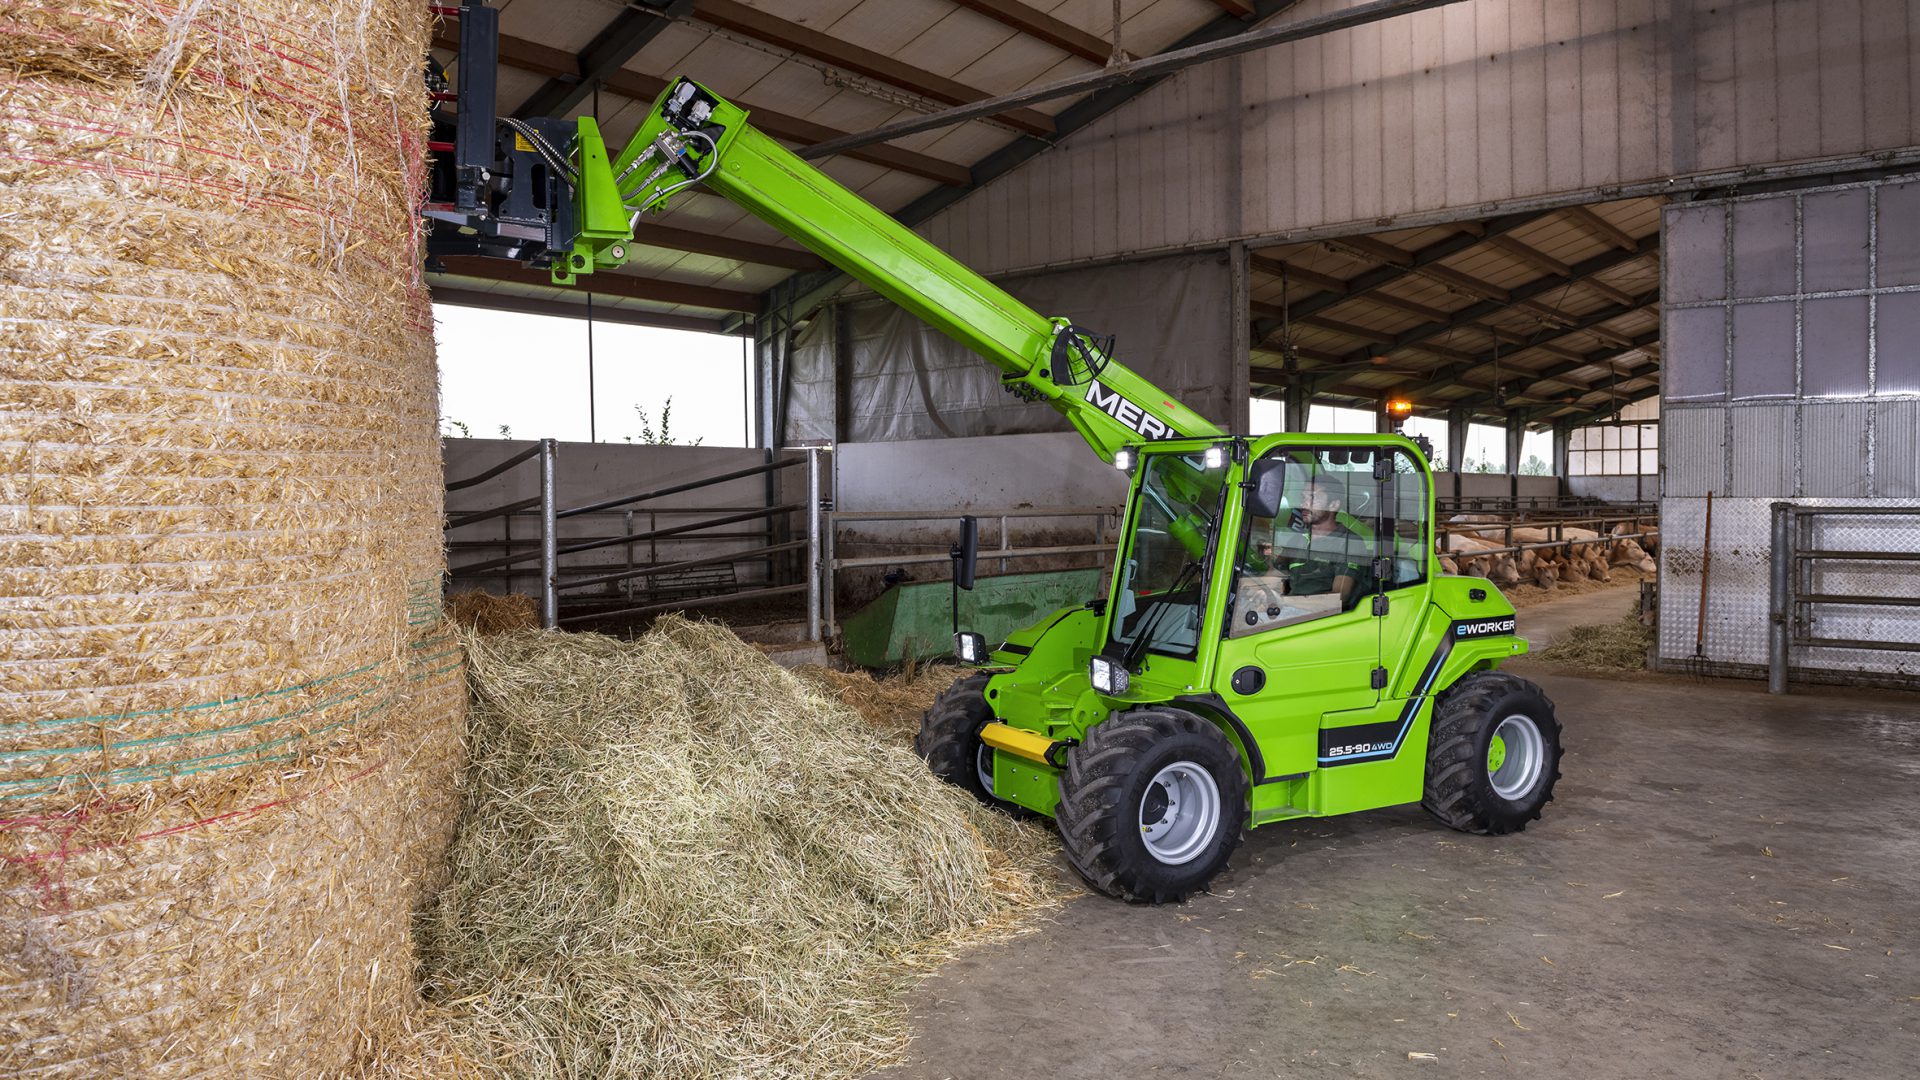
[785,251,1236,443]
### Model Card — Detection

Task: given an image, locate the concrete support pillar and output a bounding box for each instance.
[1284,381,1310,432]
[1445,408,1471,474]
[1228,242,1251,434]
[831,302,851,445]
[1505,415,1526,501]
[1552,419,1573,490]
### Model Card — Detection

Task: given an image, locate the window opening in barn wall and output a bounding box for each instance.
[433,304,754,447]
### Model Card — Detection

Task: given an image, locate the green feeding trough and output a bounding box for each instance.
[838,569,1108,668]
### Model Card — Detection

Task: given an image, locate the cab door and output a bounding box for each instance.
[1212,447,1387,778]
[1374,447,1436,696]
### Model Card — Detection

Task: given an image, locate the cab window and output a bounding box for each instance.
[1227,446,1428,639]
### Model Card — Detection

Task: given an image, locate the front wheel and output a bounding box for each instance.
[1422,672,1563,834]
[1055,708,1249,904]
[914,672,1004,807]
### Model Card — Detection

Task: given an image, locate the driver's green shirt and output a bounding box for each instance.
[1275,523,1367,598]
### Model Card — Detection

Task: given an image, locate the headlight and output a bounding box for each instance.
[1088,655,1130,695]
[953,631,987,664]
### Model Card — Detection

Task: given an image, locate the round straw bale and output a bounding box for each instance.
[0,660,464,1077]
[1,1,464,1074]
[0,0,449,804]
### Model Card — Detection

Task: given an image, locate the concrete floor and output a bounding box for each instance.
[875,633,1919,1078]
[1511,586,1640,649]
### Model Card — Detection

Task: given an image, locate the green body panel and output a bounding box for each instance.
[990,753,1062,817]
[554,118,636,285]
[838,568,1106,667]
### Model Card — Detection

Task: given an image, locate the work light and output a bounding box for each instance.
[953,632,987,664]
[1088,655,1130,695]
[1113,448,1133,472]
[1203,445,1226,469]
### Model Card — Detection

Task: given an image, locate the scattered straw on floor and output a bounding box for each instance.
[445,591,540,635]
[395,616,1067,1079]
[1535,614,1654,672]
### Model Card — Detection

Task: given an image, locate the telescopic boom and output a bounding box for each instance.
[579,78,1225,463]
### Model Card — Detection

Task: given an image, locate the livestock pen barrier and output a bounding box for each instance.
[1769,503,1920,694]
[444,442,829,632]
[1437,513,1661,559]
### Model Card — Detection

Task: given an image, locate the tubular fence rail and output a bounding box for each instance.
[442,440,825,631]
[1436,497,1658,517]
[1769,503,1920,693]
[1435,513,1660,559]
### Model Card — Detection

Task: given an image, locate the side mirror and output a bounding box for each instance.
[951,516,978,591]
[1245,459,1287,518]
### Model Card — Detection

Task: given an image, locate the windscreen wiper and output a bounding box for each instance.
[1119,558,1203,671]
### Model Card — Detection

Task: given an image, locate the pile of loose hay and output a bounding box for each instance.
[799,663,966,739]
[445,591,540,635]
[407,617,1065,1079]
[1536,613,1654,671]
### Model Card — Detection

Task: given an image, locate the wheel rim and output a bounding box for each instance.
[975,741,995,796]
[1488,714,1545,800]
[1138,761,1221,866]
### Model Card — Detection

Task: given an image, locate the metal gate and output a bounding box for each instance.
[1768,503,1920,692]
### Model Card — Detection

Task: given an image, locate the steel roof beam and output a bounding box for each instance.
[512,1,692,120]
[1329,234,1416,267]
[1429,330,1661,406]
[629,222,827,272]
[1553,380,1661,427]
[799,0,1474,158]
[1560,204,1639,251]
[1337,241,1660,367]
[1487,234,1571,278]
[950,0,1115,65]
[431,19,972,186]
[434,256,761,312]
[431,287,739,334]
[1248,254,1350,293]
[691,0,1057,138]
[1250,210,1556,342]
[728,1,1311,334]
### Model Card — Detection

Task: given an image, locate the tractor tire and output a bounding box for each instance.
[1422,671,1563,835]
[913,672,1002,807]
[1055,707,1249,904]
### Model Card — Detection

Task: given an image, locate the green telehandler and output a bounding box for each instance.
[426,39,1564,902]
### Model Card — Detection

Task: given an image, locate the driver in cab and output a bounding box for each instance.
[1235,478,1367,634]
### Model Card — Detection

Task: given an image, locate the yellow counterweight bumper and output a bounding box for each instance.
[978,722,1066,768]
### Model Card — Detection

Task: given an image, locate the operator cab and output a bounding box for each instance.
[1231,444,1430,639]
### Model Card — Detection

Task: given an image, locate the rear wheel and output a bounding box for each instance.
[914,673,1003,806]
[1055,708,1249,904]
[1423,672,1562,834]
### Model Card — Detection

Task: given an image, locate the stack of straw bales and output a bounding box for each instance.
[0,1,463,1074]
[406,619,1064,1079]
